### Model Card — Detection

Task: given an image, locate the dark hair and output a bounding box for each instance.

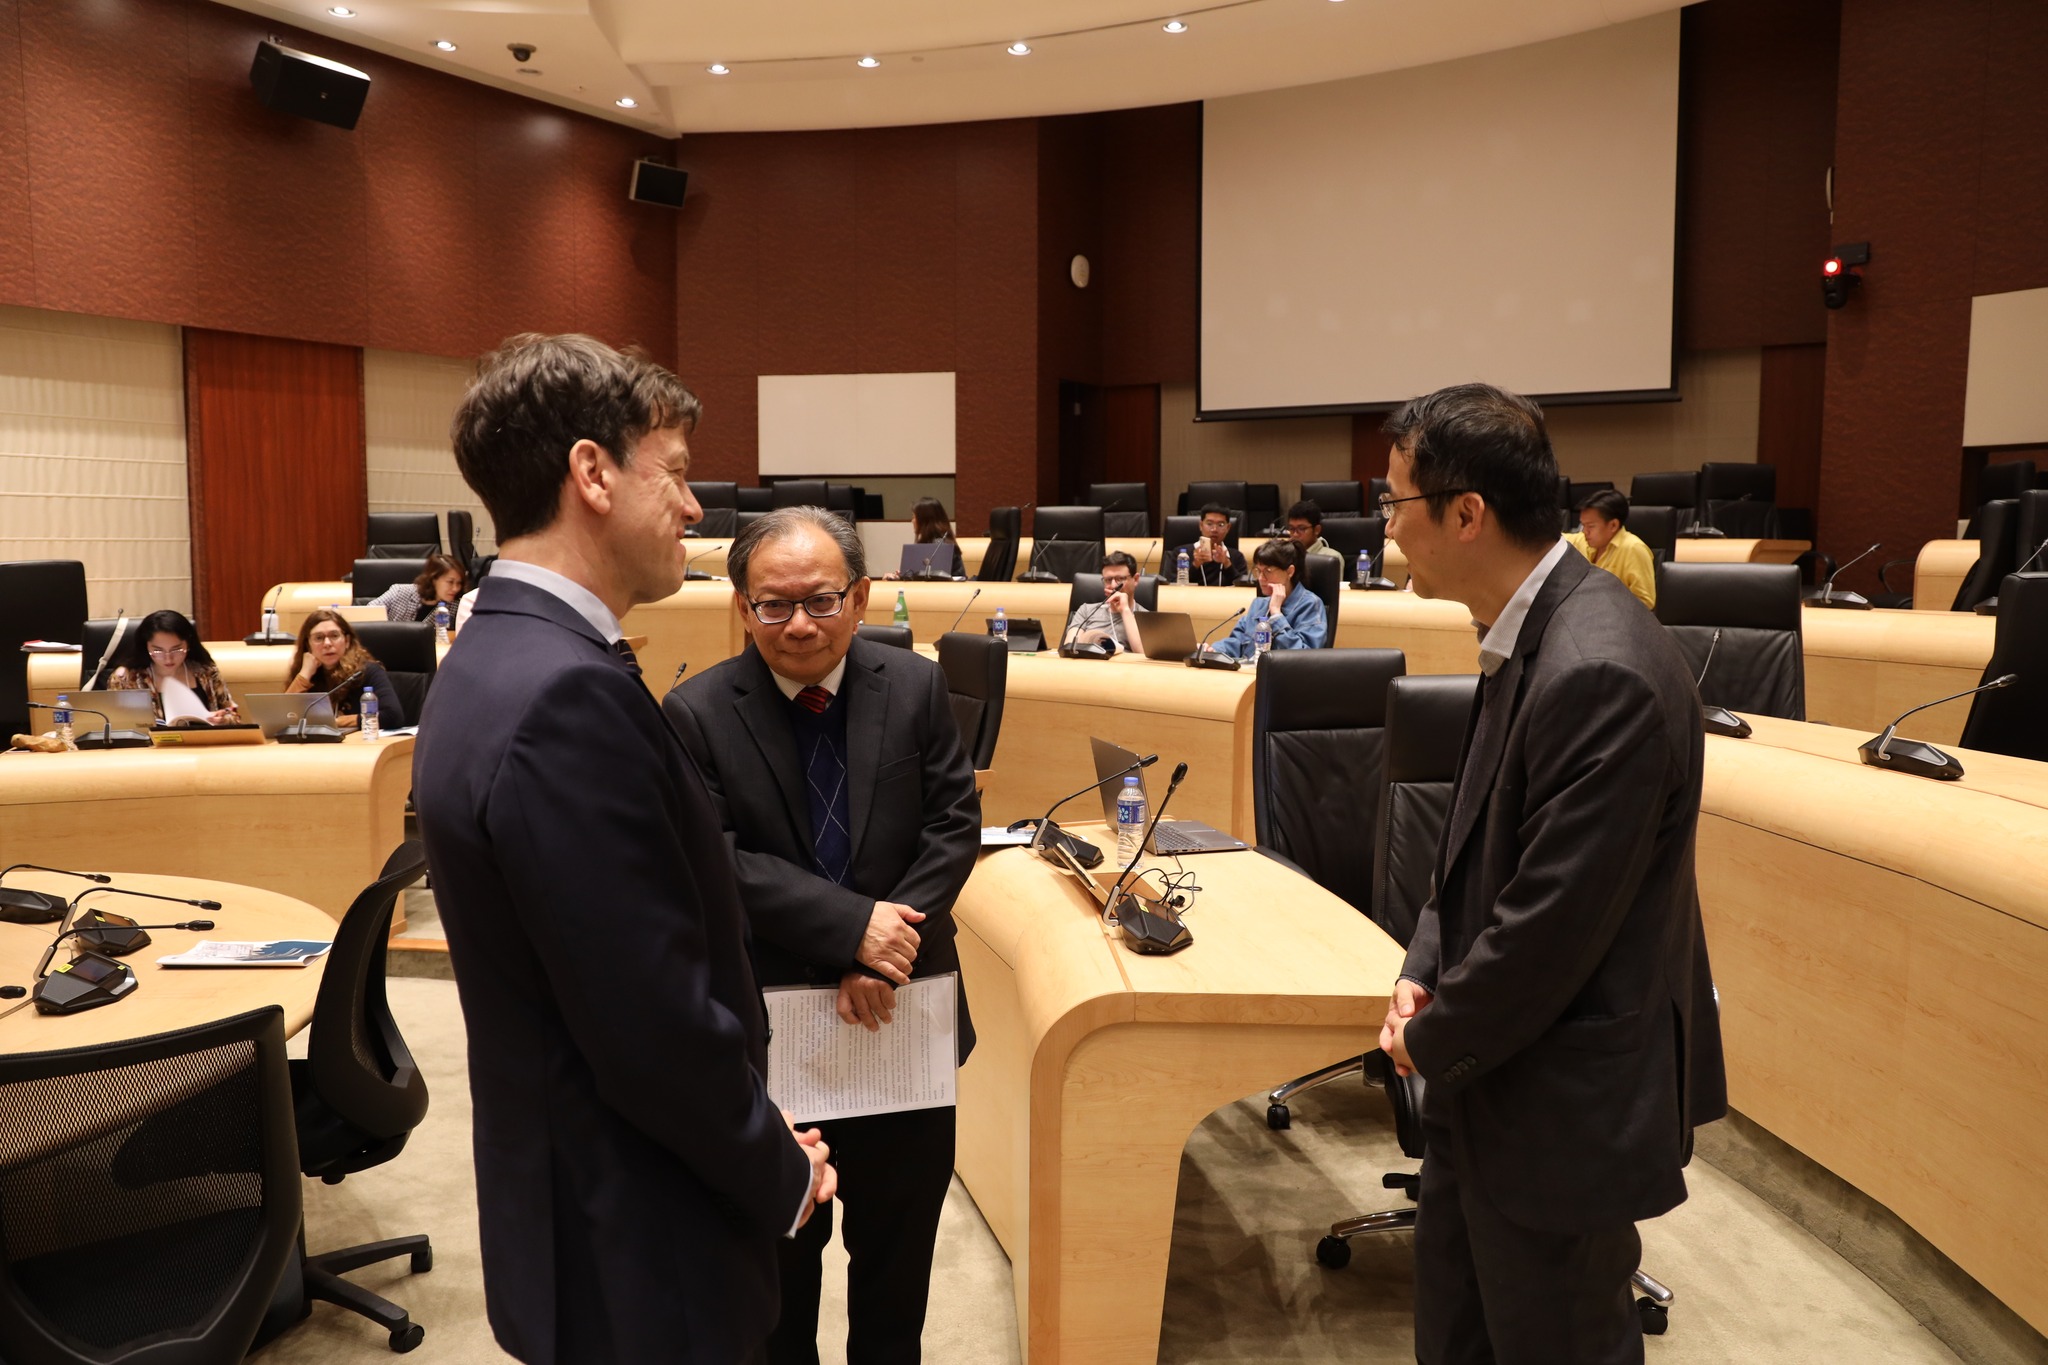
[1577,489,1630,526]
[450,333,702,543]
[1197,503,1233,524]
[911,497,953,544]
[1252,539,1300,574]
[1381,382,1560,549]
[110,610,216,676]
[412,551,468,600]
[287,609,375,688]
[1286,499,1323,528]
[1101,551,1139,574]
[728,505,867,596]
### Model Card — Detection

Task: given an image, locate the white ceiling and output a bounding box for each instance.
[221,0,1687,138]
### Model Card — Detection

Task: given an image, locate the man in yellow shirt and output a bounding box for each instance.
[1565,489,1656,609]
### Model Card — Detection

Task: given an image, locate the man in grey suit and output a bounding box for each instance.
[1375,383,1726,1364]
[665,506,979,1365]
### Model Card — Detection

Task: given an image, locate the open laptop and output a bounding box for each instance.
[1089,736,1247,854]
[73,689,159,730]
[243,692,341,740]
[897,542,963,579]
[1133,611,1200,661]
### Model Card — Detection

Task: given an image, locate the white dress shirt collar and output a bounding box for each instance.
[769,656,848,702]
[1474,538,1570,677]
[486,559,624,645]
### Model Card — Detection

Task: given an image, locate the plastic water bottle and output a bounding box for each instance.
[992,606,1008,646]
[54,693,75,750]
[1177,547,1191,585]
[1115,775,1147,864]
[894,590,910,630]
[1356,548,1372,585]
[360,688,380,742]
[1253,612,1274,663]
[263,604,281,638]
[433,601,451,646]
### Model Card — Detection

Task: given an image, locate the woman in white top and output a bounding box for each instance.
[371,551,467,626]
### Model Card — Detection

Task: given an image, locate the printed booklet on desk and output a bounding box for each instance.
[157,940,334,967]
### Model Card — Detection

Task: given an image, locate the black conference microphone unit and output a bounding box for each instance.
[682,543,718,582]
[279,668,364,744]
[1107,762,1195,955]
[1350,543,1397,591]
[28,887,219,1015]
[943,588,983,638]
[1856,673,2018,780]
[1185,608,1247,671]
[1020,531,1063,584]
[1806,542,1880,609]
[65,886,223,955]
[0,864,110,925]
[1973,537,2048,616]
[1692,628,1752,739]
[1010,752,1161,869]
[246,582,293,645]
[27,700,151,750]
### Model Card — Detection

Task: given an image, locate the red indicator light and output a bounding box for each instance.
[1823,258,1843,276]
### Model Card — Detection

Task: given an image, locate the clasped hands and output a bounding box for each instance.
[838,900,926,1032]
[1378,978,1434,1077]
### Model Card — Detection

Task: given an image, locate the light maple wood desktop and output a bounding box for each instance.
[0,871,334,1052]
[952,834,1404,1365]
[1909,539,1978,612]
[0,739,414,922]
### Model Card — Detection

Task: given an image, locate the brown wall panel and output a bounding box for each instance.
[1103,384,1162,527]
[1758,343,1828,524]
[0,1,35,304]
[1096,105,1202,389]
[185,329,365,639]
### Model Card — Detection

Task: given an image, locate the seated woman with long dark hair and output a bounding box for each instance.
[283,608,407,730]
[105,609,240,724]
[882,496,964,579]
[369,551,467,624]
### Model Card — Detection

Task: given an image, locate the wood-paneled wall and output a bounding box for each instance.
[185,330,364,638]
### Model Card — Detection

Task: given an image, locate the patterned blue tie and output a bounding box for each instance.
[797,686,853,884]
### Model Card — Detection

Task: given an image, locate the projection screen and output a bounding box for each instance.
[1200,11,1681,417]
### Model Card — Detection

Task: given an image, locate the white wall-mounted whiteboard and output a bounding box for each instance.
[757,372,956,476]
[1965,287,2048,447]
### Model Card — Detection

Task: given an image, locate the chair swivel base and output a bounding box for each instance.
[1265,1053,1366,1129]
[306,1233,433,1353]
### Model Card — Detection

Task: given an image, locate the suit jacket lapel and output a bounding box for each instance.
[731,652,812,855]
[841,642,888,861]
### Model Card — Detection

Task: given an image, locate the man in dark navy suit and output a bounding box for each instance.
[416,334,833,1365]
[665,506,979,1365]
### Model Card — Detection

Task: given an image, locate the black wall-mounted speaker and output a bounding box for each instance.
[630,160,689,208]
[250,40,370,130]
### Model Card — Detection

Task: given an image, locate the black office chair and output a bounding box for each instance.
[1318,516,1385,575]
[353,622,436,727]
[1186,480,1248,521]
[1368,477,1391,508]
[1247,484,1282,534]
[1300,480,1364,516]
[1085,483,1151,537]
[936,631,1007,770]
[826,484,857,522]
[1977,489,2048,612]
[771,479,828,509]
[1976,459,2037,506]
[735,509,768,533]
[1959,571,2048,762]
[1952,499,2020,612]
[979,507,1022,583]
[351,559,425,606]
[1655,563,1805,720]
[1067,573,1161,620]
[1699,463,1777,537]
[856,624,914,650]
[444,509,479,580]
[0,559,89,736]
[737,486,774,513]
[1024,506,1105,584]
[79,616,140,690]
[288,841,434,1352]
[1629,505,1679,562]
[690,482,739,538]
[366,513,440,560]
[1567,480,1615,508]
[1630,471,1701,524]
[0,1006,303,1364]
[1300,554,1341,647]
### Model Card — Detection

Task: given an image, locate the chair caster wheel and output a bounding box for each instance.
[411,1247,434,1274]
[1267,1103,1291,1130]
[1637,1298,1668,1335]
[389,1322,425,1352]
[1315,1235,1352,1270]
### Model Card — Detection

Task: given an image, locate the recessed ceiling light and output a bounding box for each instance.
[327,5,354,15]
[432,39,457,51]
[615,96,637,108]
[856,55,881,68]
[1007,42,1031,56]
[1162,20,1188,33]
[707,63,730,75]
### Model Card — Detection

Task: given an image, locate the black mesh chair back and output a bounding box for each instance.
[350,621,435,728]
[1251,649,1405,912]
[1067,573,1160,619]
[1299,481,1364,516]
[1655,563,1804,720]
[980,507,1023,582]
[1318,516,1385,573]
[1630,471,1701,516]
[1086,483,1151,536]
[1978,460,2037,506]
[444,510,478,579]
[365,513,439,559]
[1186,480,1248,520]
[1953,499,2021,612]
[1373,673,1479,947]
[936,631,1007,770]
[1027,506,1105,584]
[771,479,828,509]
[80,616,140,690]
[856,624,914,650]
[1630,506,1679,560]
[1959,572,2048,761]
[1301,554,1341,647]
[0,1006,300,1364]
[737,486,774,512]
[350,558,424,605]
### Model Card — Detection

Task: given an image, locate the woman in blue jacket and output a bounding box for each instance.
[1211,539,1327,657]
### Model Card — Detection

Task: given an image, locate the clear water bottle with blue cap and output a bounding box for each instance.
[433,601,451,646]
[993,606,1008,646]
[360,687,380,742]
[1253,612,1273,663]
[1177,547,1191,585]
[1115,775,1147,863]
[1356,548,1372,586]
[54,693,75,750]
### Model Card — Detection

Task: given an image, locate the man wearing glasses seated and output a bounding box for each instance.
[663,505,980,1365]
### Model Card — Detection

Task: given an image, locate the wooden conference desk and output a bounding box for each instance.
[0,871,334,1053]
[1696,715,2048,1334]
[1909,539,1978,612]
[953,834,1404,1365]
[28,641,368,712]
[0,739,414,922]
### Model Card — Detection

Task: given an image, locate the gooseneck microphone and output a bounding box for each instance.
[1692,628,1752,738]
[1021,531,1063,584]
[1103,761,1188,917]
[247,583,293,645]
[944,588,983,637]
[1809,542,1880,609]
[1976,537,2048,615]
[1018,752,1161,865]
[1186,608,1247,671]
[1353,543,1396,591]
[1107,762,1195,954]
[1856,673,2019,780]
[2018,537,2048,575]
[37,886,223,979]
[0,865,111,926]
[682,544,717,582]
[27,699,147,751]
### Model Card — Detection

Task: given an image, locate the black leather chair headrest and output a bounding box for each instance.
[1384,674,1479,785]
[1630,470,1700,510]
[1654,563,1802,631]
[1254,649,1405,732]
[1699,462,1776,502]
[1032,506,1106,541]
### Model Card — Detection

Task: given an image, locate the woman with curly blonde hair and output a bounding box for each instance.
[284,608,407,729]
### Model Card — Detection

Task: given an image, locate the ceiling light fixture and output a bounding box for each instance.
[1162,20,1188,33]
[615,96,638,108]
[326,5,354,15]
[1007,42,1031,56]
[707,63,730,75]
[856,55,881,68]
[433,39,457,51]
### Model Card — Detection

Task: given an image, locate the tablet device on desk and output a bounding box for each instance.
[243,693,341,740]
[1133,612,1200,661]
[1089,736,1247,854]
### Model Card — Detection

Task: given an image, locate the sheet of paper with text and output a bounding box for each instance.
[765,973,958,1124]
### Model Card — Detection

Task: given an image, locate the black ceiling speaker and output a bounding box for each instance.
[630,160,689,208]
[250,40,370,130]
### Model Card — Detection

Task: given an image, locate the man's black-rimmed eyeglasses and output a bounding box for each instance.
[747,582,858,625]
[1377,489,1474,519]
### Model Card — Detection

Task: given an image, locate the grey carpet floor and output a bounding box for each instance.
[254,978,1962,1364]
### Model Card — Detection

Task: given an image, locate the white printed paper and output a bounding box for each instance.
[765,973,958,1124]
[157,939,333,967]
[157,676,212,723]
